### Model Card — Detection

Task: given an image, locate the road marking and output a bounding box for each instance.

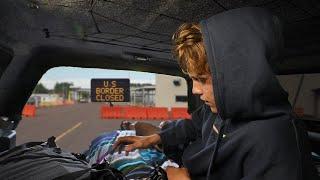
[56,122,83,142]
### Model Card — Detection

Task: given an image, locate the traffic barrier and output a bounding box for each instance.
[171,107,191,119]
[39,102,50,107]
[123,107,147,120]
[100,106,191,120]
[56,100,64,106]
[22,105,36,117]
[146,107,169,120]
[101,106,123,119]
[100,106,107,119]
[64,100,75,105]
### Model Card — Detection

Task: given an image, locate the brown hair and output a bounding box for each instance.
[172,23,210,75]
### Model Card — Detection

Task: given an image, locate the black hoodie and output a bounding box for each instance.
[159,7,318,180]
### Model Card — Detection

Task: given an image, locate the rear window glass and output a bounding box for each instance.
[17,67,188,152]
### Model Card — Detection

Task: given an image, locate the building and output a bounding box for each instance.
[130,85,155,106]
[28,93,62,107]
[155,74,188,109]
[69,87,91,102]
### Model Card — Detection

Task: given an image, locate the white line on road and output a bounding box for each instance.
[56,122,83,142]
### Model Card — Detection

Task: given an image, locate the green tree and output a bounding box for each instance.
[33,83,49,93]
[80,91,90,99]
[53,82,74,99]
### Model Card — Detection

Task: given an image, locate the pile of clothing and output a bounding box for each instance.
[86,130,166,179]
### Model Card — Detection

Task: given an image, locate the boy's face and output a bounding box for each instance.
[189,73,217,113]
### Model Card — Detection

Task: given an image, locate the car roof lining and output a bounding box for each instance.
[1,0,320,74]
[0,43,13,77]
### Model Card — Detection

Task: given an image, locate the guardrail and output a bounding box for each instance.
[100,106,190,120]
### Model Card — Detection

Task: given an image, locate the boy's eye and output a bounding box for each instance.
[191,77,207,84]
[198,78,207,83]
[190,75,209,84]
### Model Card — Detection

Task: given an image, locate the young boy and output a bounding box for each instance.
[114,7,318,180]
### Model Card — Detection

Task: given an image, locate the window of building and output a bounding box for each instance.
[176,95,188,102]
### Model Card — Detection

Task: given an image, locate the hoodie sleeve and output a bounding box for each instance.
[158,105,206,147]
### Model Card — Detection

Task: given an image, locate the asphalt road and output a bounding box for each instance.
[16,103,162,153]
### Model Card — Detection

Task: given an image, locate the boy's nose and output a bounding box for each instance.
[192,81,202,95]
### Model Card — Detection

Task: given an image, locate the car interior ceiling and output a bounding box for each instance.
[1,1,320,67]
[0,44,13,77]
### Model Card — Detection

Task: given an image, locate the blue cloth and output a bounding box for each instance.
[86,130,166,177]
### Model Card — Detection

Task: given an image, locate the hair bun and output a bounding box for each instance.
[173,23,202,46]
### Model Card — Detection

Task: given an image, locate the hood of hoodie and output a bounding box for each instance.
[200,7,292,121]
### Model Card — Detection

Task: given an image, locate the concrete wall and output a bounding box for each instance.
[155,74,187,108]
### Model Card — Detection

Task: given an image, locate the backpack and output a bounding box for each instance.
[0,137,125,180]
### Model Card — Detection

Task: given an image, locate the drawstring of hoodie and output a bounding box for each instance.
[206,117,229,180]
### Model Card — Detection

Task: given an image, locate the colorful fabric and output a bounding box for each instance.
[86,130,166,178]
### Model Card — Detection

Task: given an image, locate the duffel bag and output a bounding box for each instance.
[0,136,125,180]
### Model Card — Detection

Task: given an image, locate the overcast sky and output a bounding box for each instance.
[39,67,155,89]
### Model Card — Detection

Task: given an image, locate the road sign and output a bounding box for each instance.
[91,79,130,102]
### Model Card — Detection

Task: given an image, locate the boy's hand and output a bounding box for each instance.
[166,167,191,180]
[112,134,161,153]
